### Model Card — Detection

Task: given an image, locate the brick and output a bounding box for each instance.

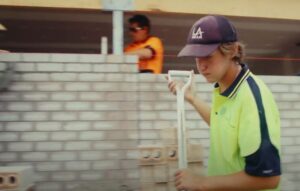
[0,112,20,121]
[125,169,139,179]
[79,171,104,180]
[65,161,90,171]
[7,142,33,151]
[65,102,91,110]
[21,132,48,141]
[22,92,49,101]
[105,73,124,82]
[120,63,138,74]
[139,111,157,120]
[5,122,33,131]
[65,63,91,72]
[93,121,121,130]
[0,53,22,61]
[79,131,105,141]
[106,169,125,179]
[282,155,296,163]
[65,82,91,91]
[269,84,290,92]
[50,53,79,62]
[23,112,48,121]
[51,112,77,121]
[79,151,105,160]
[0,152,18,162]
[37,63,64,72]
[277,102,293,110]
[291,85,300,93]
[139,130,159,140]
[63,121,91,131]
[35,182,63,191]
[15,62,36,72]
[36,162,63,171]
[7,102,33,111]
[280,93,300,101]
[0,132,18,141]
[283,146,300,155]
[50,132,77,141]
[93,64,120,72]
[281,111,300,119]
[106,54,124,63]
[9,82,35,91]
[50,152,77,161]
[282,137,296,146]
[0,92,20,101]
[79,92,104,100]
[93,82,120,91]
[36,122,62,131]
[92,102,119,110]
[0,62,6,70]
[158,111,177,120]
[153,165,168,183]
[36,142,63,151]
[36,82,63,91]
[126,150,139,159]
[92,160,120,170]
[79,73,105,81]
[21,152,48,161]
[33,172,49,182]
[22,53,51,62]
[51,92,76,101]
[36,102,63,111]
[79,112,104,120]
[64,141,91,150]
[50,73,77,81]
[78,54,105,63]
[22,73,49,81]
[188,129,210,139]
[93,141,119,150]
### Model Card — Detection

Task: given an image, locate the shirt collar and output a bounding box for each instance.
[215,64,250,98]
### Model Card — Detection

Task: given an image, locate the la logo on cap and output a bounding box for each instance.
[192,27,204,39]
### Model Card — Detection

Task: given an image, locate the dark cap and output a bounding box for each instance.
[178,15,237,57]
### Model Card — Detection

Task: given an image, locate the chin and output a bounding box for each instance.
[205,77,216,83]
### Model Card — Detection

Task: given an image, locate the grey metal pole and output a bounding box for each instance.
[113,10,123,55]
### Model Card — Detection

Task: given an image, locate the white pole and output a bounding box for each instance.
[101,36,108,55]
[113,10,123,55]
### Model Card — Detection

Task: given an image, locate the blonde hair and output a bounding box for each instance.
[219,42,245,63]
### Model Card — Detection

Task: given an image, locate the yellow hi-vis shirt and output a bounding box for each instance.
[208,64,281,191]
[125,36,164,74]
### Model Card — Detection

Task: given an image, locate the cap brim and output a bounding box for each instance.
[177,43,220,57]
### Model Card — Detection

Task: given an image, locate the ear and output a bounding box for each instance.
[232,42,239,59]
[143,26,150,34]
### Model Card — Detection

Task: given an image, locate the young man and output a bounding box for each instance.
[168,15,281,191]
[125,14,164,74]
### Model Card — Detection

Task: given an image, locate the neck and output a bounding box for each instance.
[219,62,241,93]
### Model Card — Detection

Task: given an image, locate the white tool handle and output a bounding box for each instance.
[168,70,193,191]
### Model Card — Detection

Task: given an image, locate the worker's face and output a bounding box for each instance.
[128,22,148,43]
[195,49,232,83]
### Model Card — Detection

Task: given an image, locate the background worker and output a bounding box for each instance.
[168,15,281,191]
[125,14,164,74]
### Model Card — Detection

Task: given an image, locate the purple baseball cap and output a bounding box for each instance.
[178,15,237,57]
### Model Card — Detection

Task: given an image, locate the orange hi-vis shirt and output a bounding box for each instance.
[125,36,164,74]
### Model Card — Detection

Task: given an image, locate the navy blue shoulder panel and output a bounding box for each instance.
[245,76,281,177]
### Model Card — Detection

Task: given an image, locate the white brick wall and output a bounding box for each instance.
[0,53,299,191]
